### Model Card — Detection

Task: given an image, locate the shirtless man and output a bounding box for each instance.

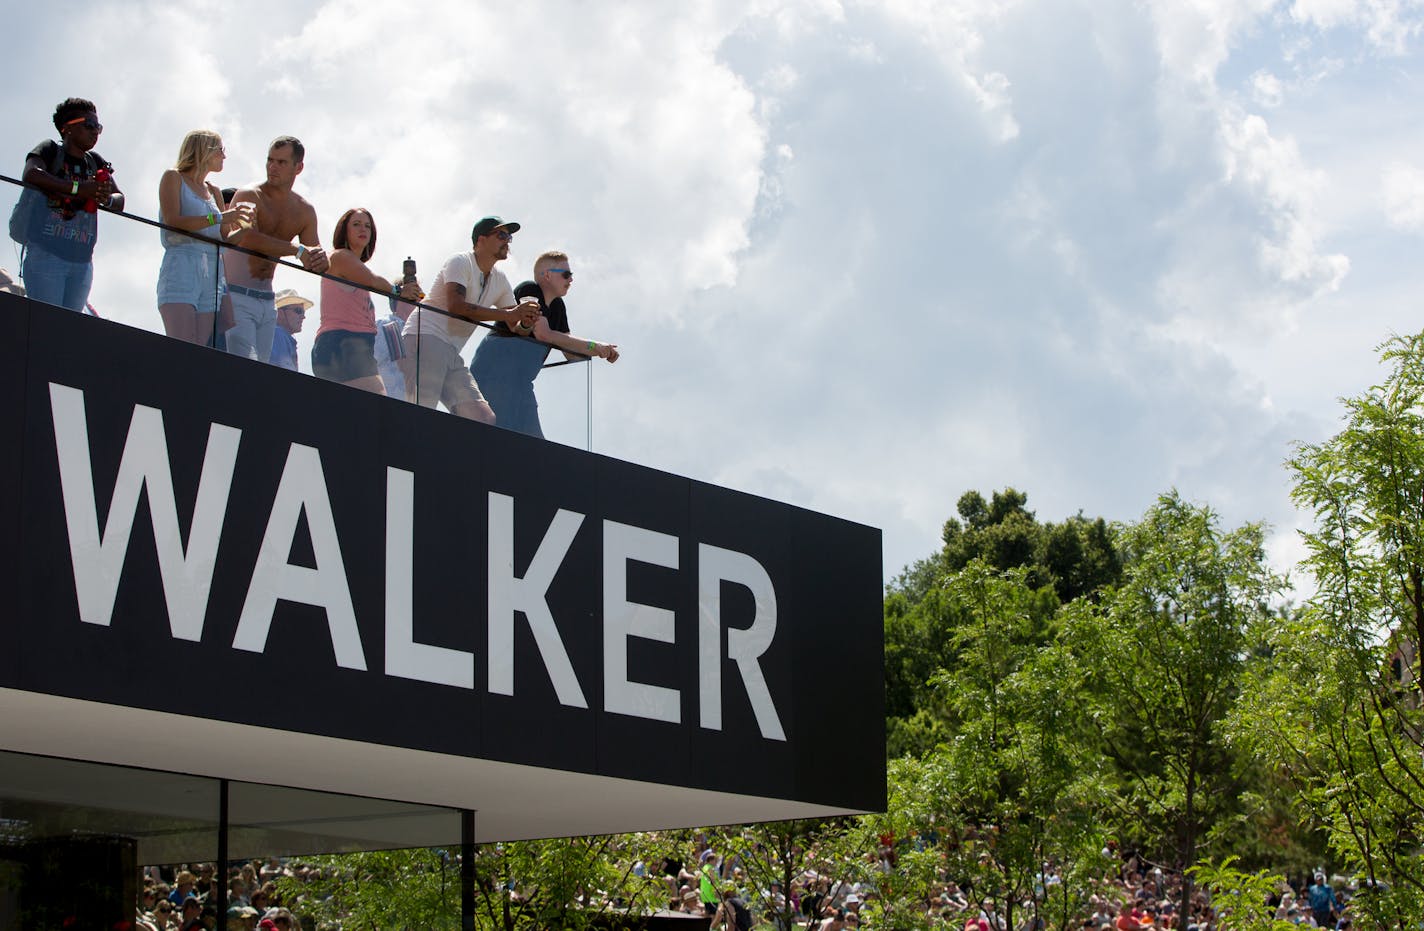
[222,136,329,362]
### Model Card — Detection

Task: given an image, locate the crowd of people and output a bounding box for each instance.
[134,861,304,931]
[645,844,1365,931]
[8,96,620,439]
[129,843,1367,931]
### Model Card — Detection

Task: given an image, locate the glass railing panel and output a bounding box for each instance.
[1,172,594,449]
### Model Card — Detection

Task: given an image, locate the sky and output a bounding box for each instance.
[3,0,1422,587]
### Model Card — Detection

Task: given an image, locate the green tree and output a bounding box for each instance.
[708,818,880,930]
[470,834,664,931]
[1190,858,1298,931]
[276,848,459,929]
[902,561,1111,931]
[1234,331,1424,928]
[1061,492,1282,919]
[279,835,668,931]
[937,489,1122,603]
[885,490,1122,756]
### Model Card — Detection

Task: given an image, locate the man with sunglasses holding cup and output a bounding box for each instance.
[399,215,541,422]
[15,97,124,311]
[470,250,620,438]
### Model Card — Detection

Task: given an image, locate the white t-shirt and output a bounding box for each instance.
[403,251,514,351]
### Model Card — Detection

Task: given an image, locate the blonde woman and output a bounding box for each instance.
[156,130,251,345]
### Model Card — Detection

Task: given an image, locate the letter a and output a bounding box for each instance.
[232,444,367,670]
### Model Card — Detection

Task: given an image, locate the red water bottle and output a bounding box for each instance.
[85,167,111,213]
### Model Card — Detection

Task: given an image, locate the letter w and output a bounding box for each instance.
[50,383,240,639]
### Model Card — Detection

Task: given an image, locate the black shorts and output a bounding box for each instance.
[312,330,378,382]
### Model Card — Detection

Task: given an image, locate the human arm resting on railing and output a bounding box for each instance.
[444,281,542,330]
[531,316,619,362]
[224,190,329,273]
[23,151,122,209]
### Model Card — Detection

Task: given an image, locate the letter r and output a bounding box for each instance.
[698,544,786,741]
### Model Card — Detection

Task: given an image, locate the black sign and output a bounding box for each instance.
[0,292,884,813]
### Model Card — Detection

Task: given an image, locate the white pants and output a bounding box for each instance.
[226,288,277,362]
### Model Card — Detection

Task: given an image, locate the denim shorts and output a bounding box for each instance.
[156,245,225,313]
[312,330,379,382]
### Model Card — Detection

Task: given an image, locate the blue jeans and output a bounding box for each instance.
[22,246,94,312]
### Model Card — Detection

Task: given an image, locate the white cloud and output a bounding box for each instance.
[1250,69,1285,107]
[1218,110,1349,290]
[1382,162,1424,230]
[1144,0,1278,84]
[876,0,1024,141]
[1289,0,1424,54]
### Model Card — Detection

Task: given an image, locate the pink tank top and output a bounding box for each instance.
[317,278,377,336]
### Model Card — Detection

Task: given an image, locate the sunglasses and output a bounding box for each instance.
[65,116,103,132]
[493,230,513,242]
[546,268,573,280]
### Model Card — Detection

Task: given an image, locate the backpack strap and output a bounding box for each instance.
[41,139,65,177]
[40,142,100,184]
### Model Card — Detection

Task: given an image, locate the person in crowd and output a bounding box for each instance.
[398,215,540,419]
[268,289,310,371]
[698,850,723,915]
[260,906,296,930]
[312,207,421,393]
[16,97,124,311]
[169,870,198,906]
[468,250,619,438]
[157,130,252,345]
[374,285,415,400]
[227,875,251,908]
[0,267,23,295]
[221,136,328,362]
[135,886,163,931]
[151,898,178,929]
[1307,873,1338,929]
[178,893,203,930]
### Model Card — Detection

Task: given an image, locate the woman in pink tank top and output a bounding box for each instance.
[312,207,422,394]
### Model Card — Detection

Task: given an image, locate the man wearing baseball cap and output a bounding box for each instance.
[398,216,541,420]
